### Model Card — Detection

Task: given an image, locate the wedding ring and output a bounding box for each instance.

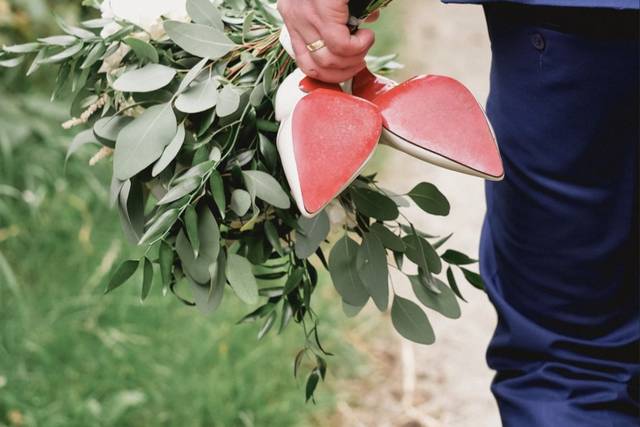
[306,39,326,53]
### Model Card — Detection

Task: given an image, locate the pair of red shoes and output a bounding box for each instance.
[275,64,504,218]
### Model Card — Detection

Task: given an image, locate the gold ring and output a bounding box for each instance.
[306,39,325,53]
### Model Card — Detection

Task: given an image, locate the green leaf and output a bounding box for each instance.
[138,209,179,245]
[152,123,186,177]
[113,64,176,93]
[66,129,99,162]
[257,311,277,340]
[159,240,174,288]
[93,115,133,148]
[342,300,365,318]
[258,133,277,169]
[124,37,159,63]
[175,75,219,113]
[114,103,177,180]
[351,188,399,221]
[105,260,139,294]
[216,84,240,117]
[184,205,200,256]
[118,179,145,243]
[209,170,226,218]
[264,221,284,256]
[81,42,106,69]
[283,267,304,295]
[0,57,24,68]
[446,267,467,302]
[328,235,369,306]
[356,232,389,311]
[230,189,251,216]
[141,257,154,301]
[442,249,477,265]
[226,253,259,304]
[305,372,320,402]
[164,21,236,59]
[391,295,435,345]
[432,233,453,250]
[178,57,208,93]
[410,276,461,319]
[3,42,40,53]
[37,42,84,64]
[402,232,442,274]
[158,177,200,205]
[294,211,330,259]
[408,182,450,216]
[38,35,77,46]
[186,0,224,30]
[190,254,224,315]
[461,267,484,290]
[370,223,405,252]
[175,208,220,283]
[242,170,290,209]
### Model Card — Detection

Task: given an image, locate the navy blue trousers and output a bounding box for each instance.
[480,4,639,426]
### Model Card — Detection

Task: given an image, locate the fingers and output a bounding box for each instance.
[277,0,374,82]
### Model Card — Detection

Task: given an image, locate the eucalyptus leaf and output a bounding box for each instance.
[38,35,77,46]
[38,42,84,64]
[402,232,442,274]
[356,232,389,311]
[446,267,466,302]
[216,84,240,117]
[3,42,40,53]
[370,223,405,252]
[408,182,450,216]
[66,129,99,162]
[226,253,258,304]
[113,64,176,93]
[178,57,209,93]
[209,170,226,218]
[175,75,219,113]
[186,0,225,30]
[329,235,369,307]
[106,260,139,294]
[141,257,154,301]
[93,115,133,148]
[391,295,435,345]
[0,57,23,68]
[164,21,236,59]
[461,267,484,290]
[342,300,366,318]
[295,211,329,259]
[175,208,220,283]
[138,209,179,245]
[159,240,175,288]
[410,276,461,319]
[442,249,477,265]
[152,123,186,177]
[184,205,200,256]
[242,170,290,209]
[114,103,177,180]
[124,37,159,63]
[351,188,399,221]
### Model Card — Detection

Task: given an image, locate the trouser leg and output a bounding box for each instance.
[480,4,639,426]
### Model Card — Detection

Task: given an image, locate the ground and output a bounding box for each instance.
[332,2,502,426]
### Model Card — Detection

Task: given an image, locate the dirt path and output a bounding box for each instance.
[332,2,501,426]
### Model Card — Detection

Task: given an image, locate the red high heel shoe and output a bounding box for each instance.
[351,68,504,181]
[276,70,382,217]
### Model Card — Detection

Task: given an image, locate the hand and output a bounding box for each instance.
[277,0,376,83]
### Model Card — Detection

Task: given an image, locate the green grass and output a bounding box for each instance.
[0,152,355,426]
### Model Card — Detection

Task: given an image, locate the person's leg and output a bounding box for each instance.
[480,4,639,426]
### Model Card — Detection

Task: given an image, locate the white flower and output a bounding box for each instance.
[100,0,190,39]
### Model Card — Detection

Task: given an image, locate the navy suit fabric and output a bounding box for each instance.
[444,0,639,9]
[474,4,640,426]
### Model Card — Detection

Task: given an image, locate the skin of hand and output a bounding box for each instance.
[277,0,378,83]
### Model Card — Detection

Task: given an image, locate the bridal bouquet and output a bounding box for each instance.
[1,0,483,399]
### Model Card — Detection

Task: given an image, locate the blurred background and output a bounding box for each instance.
[0,1,499,426]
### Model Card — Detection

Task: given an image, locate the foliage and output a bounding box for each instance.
[1,0,483,400]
